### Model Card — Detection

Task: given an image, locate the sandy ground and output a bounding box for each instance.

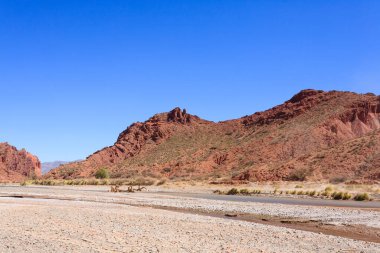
[0,185,379,252]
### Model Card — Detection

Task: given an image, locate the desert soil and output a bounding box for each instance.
[0,185,379,253]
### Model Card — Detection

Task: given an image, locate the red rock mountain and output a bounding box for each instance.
[0,142,41,182]
[48,90,380,182]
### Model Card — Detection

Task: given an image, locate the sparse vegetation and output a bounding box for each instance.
[353,193,370,201]
[239,188,250,195]
[156,179,166,186]
[226,188,239,195]
[21,177,156,186]
[20,181,28,186]
[251,189,261,194]
[214,188,263,196]
[213,189,223,194]
[95,168,109,179]
[329,177,347,184]
[308,190,316,196]
[331,191,343,200]
[342,192,352,200]
[287,170,308,181]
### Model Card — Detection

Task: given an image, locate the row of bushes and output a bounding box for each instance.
[213,188,262,195]
[215,188,371,201]
[21,178,158,186]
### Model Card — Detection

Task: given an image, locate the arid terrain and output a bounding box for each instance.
[47,89,380,183]
[1,89,380,252]
[0,143,41,182]
[0,184,379,252]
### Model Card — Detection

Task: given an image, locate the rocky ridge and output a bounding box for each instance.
[48,89,380,182]
[0,142,41,182]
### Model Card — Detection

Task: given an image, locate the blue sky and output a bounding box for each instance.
[1,0,379,162]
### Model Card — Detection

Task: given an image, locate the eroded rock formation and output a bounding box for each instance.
[0,142,41,182]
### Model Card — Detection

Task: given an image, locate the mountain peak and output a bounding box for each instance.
[288,89,324,103]
[167,107,191,123]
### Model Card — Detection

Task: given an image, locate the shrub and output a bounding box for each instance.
[95,168,109,179]
[227,188,239,195]
[87,179,99,185]
[288,170,307,181]
[100,179,109,185]
[332,192,343,200]
[130,178,155,186]
[308,190,316,196]
[325,186,333,192]
[297,191,304,195]
[354,193,370,201]
[239,189,250,195]
[295,185,303,189]
[156,179,166,186]
[329,177,347,184]
[213,190,223,194]
[342,192,352,200]
[251,189,261,194]
[162,167,172,173]
[321,191,331,197]
[64,180,73,185]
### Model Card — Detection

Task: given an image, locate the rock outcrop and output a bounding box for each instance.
[48,89,380,182]
[0,142,41,182]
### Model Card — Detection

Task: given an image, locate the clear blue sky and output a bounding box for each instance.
[1,0,379,162]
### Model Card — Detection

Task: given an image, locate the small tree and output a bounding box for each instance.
[95,168,109,179]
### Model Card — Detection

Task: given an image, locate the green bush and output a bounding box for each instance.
[251,189,261,194]
[308,190,316,196]
[288,170,307,181]
[354,193,370,201]
[321,190,331,197]
[332,192,343,200]
[342,192,352,200]
[239,189,250,195]
[227,188,239,195]
[95,168,109,179]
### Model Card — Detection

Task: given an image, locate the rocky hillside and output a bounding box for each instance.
[47,89,380,182]
[0,142,41,182]
[41,161,72,175]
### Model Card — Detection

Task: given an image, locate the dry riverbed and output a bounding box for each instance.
[0,185,379,252]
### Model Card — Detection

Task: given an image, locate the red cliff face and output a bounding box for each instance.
[0,142,41,182]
